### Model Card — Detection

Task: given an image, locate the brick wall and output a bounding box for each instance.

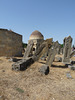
[0,29,23,57]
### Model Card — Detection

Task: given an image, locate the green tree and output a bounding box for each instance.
[61,44,63,48]
[22,42,27,48]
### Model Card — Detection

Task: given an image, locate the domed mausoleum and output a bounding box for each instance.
[29,30,44,40]
[28,30,44,55]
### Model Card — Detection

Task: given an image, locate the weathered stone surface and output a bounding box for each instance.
[55,56,62,62]
[32,41,47,61]
[68,65,75,70]
[0,29,23,57]
[12,57,34,71]
[24,40,34,58]
[24,38,53,62]
[60,48,63,54]
[46,41,59,66]
[40,56,46,61]
[39,38,53,58]
[62,36,72,64]
[70,50,75,58]
[32,38,53,61]
[39,64,49,75]
[57,44,61,54]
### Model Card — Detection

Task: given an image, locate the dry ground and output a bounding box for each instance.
[0,56,75,100]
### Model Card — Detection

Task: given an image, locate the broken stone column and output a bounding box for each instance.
[62,36,72,64]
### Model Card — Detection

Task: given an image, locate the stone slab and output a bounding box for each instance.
[24,40,34,58]
[46,41,59,66]
[12,57,34,71]
[62,36,72,64]
[70,50,75,58]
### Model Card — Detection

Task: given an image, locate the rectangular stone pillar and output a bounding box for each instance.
[62,36,72,64]
[46,41,59,66]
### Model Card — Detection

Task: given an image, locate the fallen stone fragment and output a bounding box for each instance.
[39,64,49,75]
[55,56,62,62]
[68,65,75,70]
[12,57,34,71]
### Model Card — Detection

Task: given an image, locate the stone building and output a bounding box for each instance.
[28,30,44,54]
[24,30,53,58]
[0,29,23,57]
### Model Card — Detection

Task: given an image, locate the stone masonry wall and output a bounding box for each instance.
[0,29,23,57]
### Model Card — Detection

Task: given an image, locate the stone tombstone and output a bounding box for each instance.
[39,38,53,58]
[24,40,34,58]
[12,57,34,71]
[32,41,47,61]
[62,36,72,64]
[70,50,75,58]
[33,38,53,61]
[46,41,59,66]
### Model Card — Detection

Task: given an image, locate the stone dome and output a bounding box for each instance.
[29,30,44,40]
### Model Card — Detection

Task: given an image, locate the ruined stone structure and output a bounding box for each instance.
[29,30,44,54]
[12,30,73,71]
[24,30,44,58]
[0,29,22,57]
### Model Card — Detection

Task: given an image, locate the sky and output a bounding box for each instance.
[0,0,75,45]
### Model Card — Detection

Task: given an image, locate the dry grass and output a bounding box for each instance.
[0,56,75,100]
